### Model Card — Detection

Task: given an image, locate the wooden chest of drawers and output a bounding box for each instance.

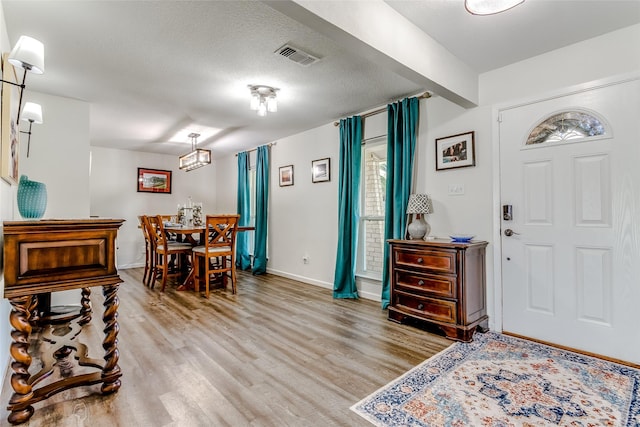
[388,239,488,342]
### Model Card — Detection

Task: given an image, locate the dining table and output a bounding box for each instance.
[165,224,255,246]
[163,224,255,291]
[164,224,206,246]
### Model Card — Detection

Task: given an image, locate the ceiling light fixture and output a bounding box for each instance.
[20,102,43,158]
[179,133,211,172]
[465,0,524,15]
[1,35,45,122]
[248,85,278,117]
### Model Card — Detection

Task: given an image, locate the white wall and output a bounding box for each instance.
[90,146,217,268]
[266,124,340,288]
[480,24,640,106]
[18,92,90,217]
[216,123,341,290]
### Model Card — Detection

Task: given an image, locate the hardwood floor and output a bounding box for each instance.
[1,269,452,427]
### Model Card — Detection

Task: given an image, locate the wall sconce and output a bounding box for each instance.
[248,85,278,117]
[20,102,43,158]
[1,35,45,122]
[179,133,211,171]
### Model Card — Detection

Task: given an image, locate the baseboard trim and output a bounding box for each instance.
[266,269,332,290]
[265,269,381,302]
[118,262,144,270]
[357,289,382,302]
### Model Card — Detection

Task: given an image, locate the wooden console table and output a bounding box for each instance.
[2,219,124,425]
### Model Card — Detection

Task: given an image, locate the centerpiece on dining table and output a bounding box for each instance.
[177,198,203,227]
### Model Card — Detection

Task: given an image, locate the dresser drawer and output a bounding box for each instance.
[394,248,457,274]
[394,270,456,299]
[393,290,457,324]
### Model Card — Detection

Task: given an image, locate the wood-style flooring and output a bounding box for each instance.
[1,269,452,427]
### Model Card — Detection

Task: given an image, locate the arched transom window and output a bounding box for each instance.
[526,110,607,145]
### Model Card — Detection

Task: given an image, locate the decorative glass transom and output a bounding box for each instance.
[526,111,606,145]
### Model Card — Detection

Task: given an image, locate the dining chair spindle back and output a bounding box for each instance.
[192,214,240,297]
[138,215,153,287]
[147,215,193,292]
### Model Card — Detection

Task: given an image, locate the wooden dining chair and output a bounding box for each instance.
[192,214,240,298]
[159,215,178,241]
[147,215,193,292]
[138,215,153,287]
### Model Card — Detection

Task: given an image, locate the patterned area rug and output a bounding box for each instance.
[351,332,639,426]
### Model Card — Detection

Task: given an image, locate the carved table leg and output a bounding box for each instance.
[78,287,92,326]
[7,295,37,425]
[100,284,121,394]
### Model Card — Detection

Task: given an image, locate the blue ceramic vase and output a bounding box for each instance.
[17,175,47,219]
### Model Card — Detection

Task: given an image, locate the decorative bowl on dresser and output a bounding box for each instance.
[387,238,488,342]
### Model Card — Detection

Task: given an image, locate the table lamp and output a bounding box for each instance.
[406,194,433,240]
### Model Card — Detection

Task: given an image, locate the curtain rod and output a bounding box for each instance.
[235,142,276,157]
[333,91,432,127]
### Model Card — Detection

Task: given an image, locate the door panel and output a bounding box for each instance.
[499,79,640,364]
[524,244,554,314]
[575,246,611,325]
[523,160,553,225]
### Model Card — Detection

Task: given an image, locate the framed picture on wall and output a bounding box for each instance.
[279,165,294,187]
[1,53,21,185]
[435,131,476,171]
[312,158,330,183]
[137,168,172,193]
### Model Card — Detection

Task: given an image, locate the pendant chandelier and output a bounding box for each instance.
[179,133,211,171]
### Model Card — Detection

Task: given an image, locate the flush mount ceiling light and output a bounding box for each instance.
[179,133,211,172]
[248,85,278,117]
[465,0,524,15]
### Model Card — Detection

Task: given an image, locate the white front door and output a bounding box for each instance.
[499,78,640,364]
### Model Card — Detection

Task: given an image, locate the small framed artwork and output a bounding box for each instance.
[137,168,172,193]
[279,165,294,187]
[312,158,330,183]
[435,131,476,171]
[1,53,20,185]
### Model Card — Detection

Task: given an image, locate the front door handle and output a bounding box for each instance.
[504,229,520,237]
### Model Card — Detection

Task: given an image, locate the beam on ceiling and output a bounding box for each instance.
[264,0,479,108]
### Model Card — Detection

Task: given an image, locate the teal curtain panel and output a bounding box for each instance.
[236,151,252,271]
[253,145,269,275]
[333,116,362,299]
[381,97,419,309]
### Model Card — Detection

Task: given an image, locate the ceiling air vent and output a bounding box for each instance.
[275,44,320,67]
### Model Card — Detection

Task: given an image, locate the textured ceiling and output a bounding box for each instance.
[3,0,639,157]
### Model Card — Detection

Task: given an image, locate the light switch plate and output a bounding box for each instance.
[448,184,465,195]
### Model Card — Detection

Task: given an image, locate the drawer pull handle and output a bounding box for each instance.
[418,280,424,286]
[417,257,423,263]
[417,303,424,310]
